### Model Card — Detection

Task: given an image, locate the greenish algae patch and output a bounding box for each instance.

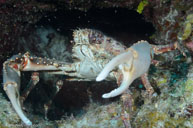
[178,13,193,40]
[136,0,149,14]
[182,22,192,40]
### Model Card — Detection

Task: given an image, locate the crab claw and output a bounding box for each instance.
[3,61,32,126]
[96,41,152,98]
[96,50,135,98]
[96,51,133,82]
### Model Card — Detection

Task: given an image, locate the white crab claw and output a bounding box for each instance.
[5,84,32,126]
[102,64,134,98]
[97,41,152,98]
[96,50,133,81]
[3,62,32,126]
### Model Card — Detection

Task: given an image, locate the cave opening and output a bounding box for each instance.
[21,7,155,121]
[36,7,155,44]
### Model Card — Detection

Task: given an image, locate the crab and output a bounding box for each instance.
[2,29,179,126]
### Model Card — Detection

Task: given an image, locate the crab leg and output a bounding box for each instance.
[21,52,64,71]
[44,80,63,120]
[151,42,178,55]
[20,72,40,103]
[141,73,154,98]
[2,52,70,125]
[3,61,32,126]
[120,90,133,128]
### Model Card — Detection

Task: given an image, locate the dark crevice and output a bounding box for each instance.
[36,8,155,44]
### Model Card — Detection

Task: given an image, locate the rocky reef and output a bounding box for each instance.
[0,0,192,128]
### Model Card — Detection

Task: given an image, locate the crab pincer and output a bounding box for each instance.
[3,56,32,126]
[96,41,152,98]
